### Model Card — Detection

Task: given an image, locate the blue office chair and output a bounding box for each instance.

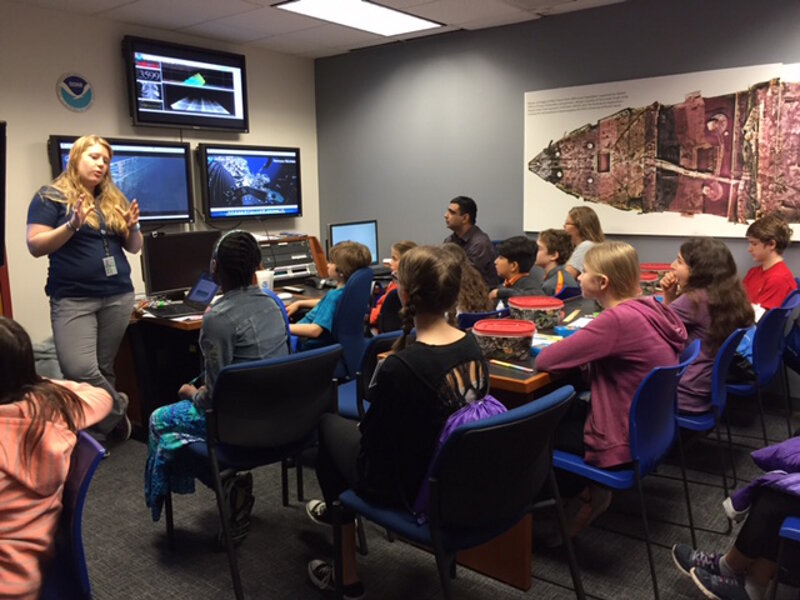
[727,295,800,446]
[770,516,800,600]
[553,344,700,600]
[164,344,342,600]
[555,286,582,301]
[262,288,297,353]
[332,385,585,600]
[338,330,403,420]
[675,329,748,537]
[331,267,374,380]
[456,307,510,330]
[40,432,106,600]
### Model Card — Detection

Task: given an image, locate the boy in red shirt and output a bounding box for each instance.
[742,213,796,309]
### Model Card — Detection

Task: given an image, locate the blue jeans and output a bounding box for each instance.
[50,292,134,435]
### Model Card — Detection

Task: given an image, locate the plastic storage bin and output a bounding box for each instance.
[640,262,672,279]
[473,319,536,361]
[508,296,564,330]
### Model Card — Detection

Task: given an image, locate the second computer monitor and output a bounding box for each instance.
[141,229,221,297]
[328,220,378,265]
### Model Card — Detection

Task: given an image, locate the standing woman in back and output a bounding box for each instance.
[26,135,141,443]
[0,317,111,599]
[563,206,605,278]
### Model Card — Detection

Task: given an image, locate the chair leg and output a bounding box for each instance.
[280,459,289,507]
[164,490,175,550]
[210,458,244,600]
[770,538,785,600]
[355,516,368,556]
[295,454,304,502]
[333,501,344,600]
[549,468,586,600]
[712,420,733,535]
[674,430,697,548]
[782,365,794,439]
[635,465,660,600]
[724,416,738,488]
[433,551,456,600]
[756,383,769,447]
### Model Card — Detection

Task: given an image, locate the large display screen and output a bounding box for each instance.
[123,36,249,132]
[198,144,302,221]
[48,135,194,226]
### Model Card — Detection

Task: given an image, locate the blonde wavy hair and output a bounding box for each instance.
[583,241,640,300]
[40,135,130,236]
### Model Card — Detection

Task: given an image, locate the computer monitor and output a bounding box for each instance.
[198,143,302,221]
[141,230,221,297]
[328,220,378,265]
[48,135,194,226]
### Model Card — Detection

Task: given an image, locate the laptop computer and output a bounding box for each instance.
[148,272,220,319]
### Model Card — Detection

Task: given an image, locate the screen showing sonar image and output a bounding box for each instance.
[198,144,302,221]
[48,135,194,226]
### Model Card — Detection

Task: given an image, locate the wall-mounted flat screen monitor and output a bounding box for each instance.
[122,36,249,132]
[141,229,221,297]
[328,220,378,265]
[47,135,194,226]
[198,144,302,221]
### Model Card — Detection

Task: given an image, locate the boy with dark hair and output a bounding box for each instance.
[489,235,544,301]
[742,213,796,309]
[536,229,577,296]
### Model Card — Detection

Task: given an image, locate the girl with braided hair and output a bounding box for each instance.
[304,246,489,598]
[145,231,289,542]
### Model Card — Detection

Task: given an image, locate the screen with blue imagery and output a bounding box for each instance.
[198,144,302,221]
[48,136,194,226]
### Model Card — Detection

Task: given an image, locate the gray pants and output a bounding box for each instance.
[50,292,135,435]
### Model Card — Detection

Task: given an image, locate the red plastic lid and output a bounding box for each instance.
[473,318,536,337]
[640,262,672,272]
[640,272,659,281]
[508,296,564,310]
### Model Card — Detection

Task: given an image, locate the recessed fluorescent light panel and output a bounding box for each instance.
[275,0,442,37]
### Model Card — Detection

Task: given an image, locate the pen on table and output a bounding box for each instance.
[489,359,534,373]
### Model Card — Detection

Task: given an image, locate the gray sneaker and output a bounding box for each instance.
[672,544,723,577]
[690,566,749,600]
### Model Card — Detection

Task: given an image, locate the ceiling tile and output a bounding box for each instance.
[102,0,261,30]
[5,0,133,15]
[253,23,379,55]
[407,0,526,26]
[181,6,317,41]
[540,0,625,16]
[460,12,540,30]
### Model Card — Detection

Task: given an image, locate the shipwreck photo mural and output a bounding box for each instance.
[524,63,800,238]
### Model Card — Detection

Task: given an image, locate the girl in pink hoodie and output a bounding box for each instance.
[0,317,111,599]
[536,242,687,538]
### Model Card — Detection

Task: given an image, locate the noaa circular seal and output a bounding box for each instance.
[56,73,93,112]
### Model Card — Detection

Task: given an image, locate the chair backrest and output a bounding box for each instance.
[210,344,342,448]
[710,328,749,414]
[753,296,800,385]
[40,432,105,600]
[456,307,510,330]
[555,286,582,301]
[429,385,574,530]
[630,347,699,475]
[261,288,293,353]
[332,267,373,379]
[376,288,403,333]
[679,339,701,375]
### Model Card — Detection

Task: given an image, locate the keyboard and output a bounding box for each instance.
[147,303,204,319]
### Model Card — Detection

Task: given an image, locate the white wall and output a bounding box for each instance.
[0,0,319,341]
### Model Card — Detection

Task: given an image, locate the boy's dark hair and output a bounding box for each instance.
[746,213,793,254]
[450,196,477,225]
[215,230,262,290]
[538,229,574,265]
[329,241,372,281]
[496,235,537,273]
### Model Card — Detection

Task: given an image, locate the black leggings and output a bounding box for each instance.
[315,413,363,523]
[735,487,800,564]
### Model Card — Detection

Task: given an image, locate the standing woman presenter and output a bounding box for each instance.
[26,134,141,443]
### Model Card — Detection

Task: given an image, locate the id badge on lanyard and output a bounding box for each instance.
[97,210,118,277]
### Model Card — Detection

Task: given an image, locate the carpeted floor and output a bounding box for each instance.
[82,400,798,599]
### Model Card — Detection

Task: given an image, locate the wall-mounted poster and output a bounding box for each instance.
[524,63,800,238]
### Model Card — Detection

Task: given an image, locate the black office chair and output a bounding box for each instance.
[376,288,403,333]
[164,344,342,600]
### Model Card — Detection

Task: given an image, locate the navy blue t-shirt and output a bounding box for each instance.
[27,187,133,299]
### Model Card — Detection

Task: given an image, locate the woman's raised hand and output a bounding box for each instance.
[115,199,140,231]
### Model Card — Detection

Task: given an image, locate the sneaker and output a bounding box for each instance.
[690,566,749,600]
[109,414,132,443]
[307,559,364,600]
[672,544,723,577]
[306,499,331,526]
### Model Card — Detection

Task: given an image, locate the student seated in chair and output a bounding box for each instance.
[144,231,289,545]
[304,246,489,599]
[440,243,494,324]
[488,235,545,302]
[0,317,112,600]
[369,240,416,330]
[535,228,577,296]
[287,241,372,351]
[536,242,687,539]
[742,213,796,310]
